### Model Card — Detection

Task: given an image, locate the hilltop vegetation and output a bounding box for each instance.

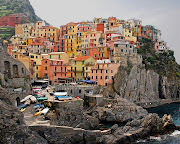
[0,26,15,40]
[0,0,44,23]
[0,0,49,40]
[137,38,180,79]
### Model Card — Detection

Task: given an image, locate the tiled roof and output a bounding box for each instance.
[75,56,91,61]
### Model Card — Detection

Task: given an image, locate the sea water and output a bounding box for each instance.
[136,102,180,144]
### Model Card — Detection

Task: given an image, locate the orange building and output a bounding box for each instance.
[42,59,73,85]
[90,60,120,86]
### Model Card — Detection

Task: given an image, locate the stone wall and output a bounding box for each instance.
[0,41,33,89]
[30,125,102,144]
[55,85,101,99]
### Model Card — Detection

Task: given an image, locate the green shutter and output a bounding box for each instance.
[59,55,60,59]
[50,55,51,59]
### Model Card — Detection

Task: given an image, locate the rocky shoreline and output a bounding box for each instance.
[136,99,180,108]
[1,87,179,144]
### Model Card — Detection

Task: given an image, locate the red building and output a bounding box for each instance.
[97,24,104,33]
[0,14,28,27]
[60,25,68,38]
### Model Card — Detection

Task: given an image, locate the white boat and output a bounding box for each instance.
[54,92,67,96]
[30,96,37,103]
[20,95,32,103]
[24,100,31,105]
[41,107,49,115]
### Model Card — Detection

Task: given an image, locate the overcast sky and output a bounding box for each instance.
[29,0,180,63]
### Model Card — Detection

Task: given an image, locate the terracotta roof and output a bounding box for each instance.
[75,56,91,61]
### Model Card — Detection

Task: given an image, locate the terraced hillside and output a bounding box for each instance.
[0,26,15,40]
[0,0,49,40]
[0,0,40,22]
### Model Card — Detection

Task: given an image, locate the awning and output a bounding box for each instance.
[81,80,87,82]
[54,92,67,96]
[86,80,95,83]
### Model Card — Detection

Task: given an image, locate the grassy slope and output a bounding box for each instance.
[137,38,180,80]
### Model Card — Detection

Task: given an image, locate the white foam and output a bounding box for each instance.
[170,130,180,136]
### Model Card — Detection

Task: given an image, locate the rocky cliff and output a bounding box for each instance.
[104,64,180,107]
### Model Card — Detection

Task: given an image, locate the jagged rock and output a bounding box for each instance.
[90,97,148,123]
[100,113,176,144]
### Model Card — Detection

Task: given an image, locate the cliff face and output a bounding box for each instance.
[104,64,180,104]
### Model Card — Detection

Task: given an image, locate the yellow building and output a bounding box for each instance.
[29,53,42,78]
[15,24,23,35]
[45,26,60,42]
[65,33,76,57]
[48,52,69,64]
[122,28,133,37]
[74,56,95,80]
[125,36,137,43]
[26,37,33,46]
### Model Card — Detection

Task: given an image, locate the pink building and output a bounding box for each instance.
[155,41,167,52]
[77,24,92,32]
[90,59,120,86]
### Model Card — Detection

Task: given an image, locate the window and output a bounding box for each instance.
[86,67,88,70]
[55,73,56,76]
[79,90,81,93]
[96,70,97,73]
[82,61,84,64]
[100,76,102,79]
[92,70,93,73]
[121,49,123,52]
[92,76,93,79]
[107,64,109,67]
[106,70,108,73]
[111,70,113,73]
[45,67,47,70]
[111,76,113,80]
[75,61,76,65]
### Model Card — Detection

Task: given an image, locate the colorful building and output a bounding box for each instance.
[74,56,95,81]
[90,59,120,86]
[0,14,28,27]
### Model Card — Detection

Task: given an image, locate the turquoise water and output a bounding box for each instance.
[137,102,180,144]
[147,102,180,126]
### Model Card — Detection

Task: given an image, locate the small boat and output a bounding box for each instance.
[30,96,37,103]
[17,104,27,109]
[41,107,49,115]
[20,95,32,103]
[21,108,26,112]
[55,96,72,101]
[33,104,44,109]
[34,111,42,116]
[37,97,48,102]
[54,92,67,96]
[24,100,31,105]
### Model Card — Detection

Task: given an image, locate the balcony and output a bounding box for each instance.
[85,63,94,66]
